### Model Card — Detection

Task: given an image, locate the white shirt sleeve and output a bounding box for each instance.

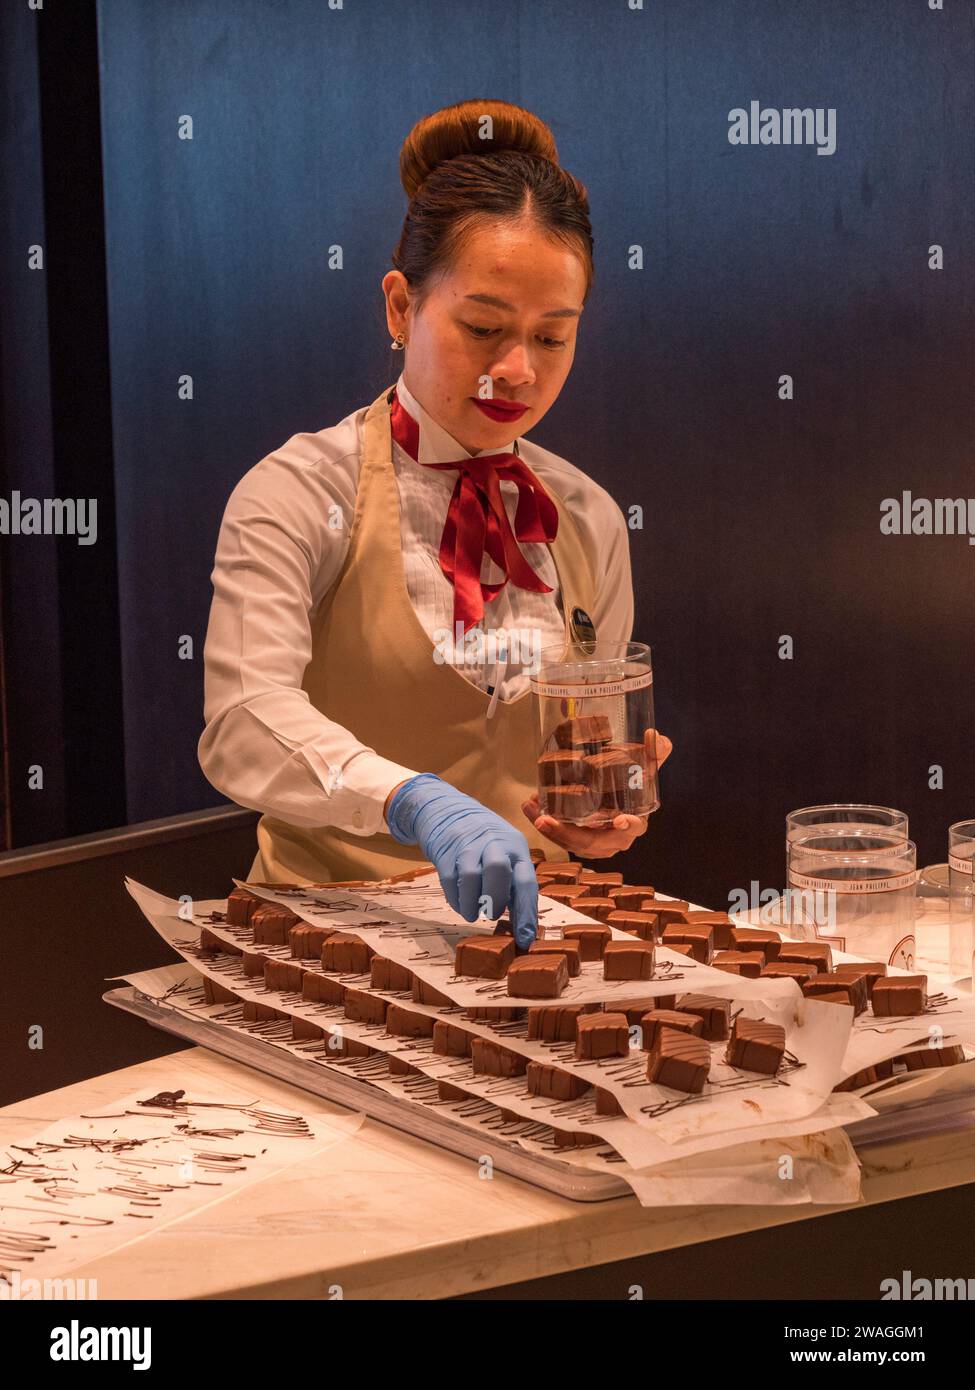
[197,429,419,837]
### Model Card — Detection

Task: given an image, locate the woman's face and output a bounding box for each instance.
[383,218,586,454]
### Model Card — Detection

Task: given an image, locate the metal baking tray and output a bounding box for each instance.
[106,984,975,1203]
[104,985,630,1203]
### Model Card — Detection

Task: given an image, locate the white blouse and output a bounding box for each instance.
[198,372,635,838]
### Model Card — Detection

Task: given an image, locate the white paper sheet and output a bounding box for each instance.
[0,1072,364,1285]
[122,880,871,1171]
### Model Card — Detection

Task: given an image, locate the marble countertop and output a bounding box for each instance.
[3,902,973,1300]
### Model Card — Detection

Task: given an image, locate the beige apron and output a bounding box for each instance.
[249,385,597,885]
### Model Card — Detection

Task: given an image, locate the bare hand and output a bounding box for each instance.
[521,730,673,860]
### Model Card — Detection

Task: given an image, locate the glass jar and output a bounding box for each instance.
[785,832,917,969]
[529,641,659,827]
[947,819,975,985]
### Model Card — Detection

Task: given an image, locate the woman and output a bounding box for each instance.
[199,99,672,947]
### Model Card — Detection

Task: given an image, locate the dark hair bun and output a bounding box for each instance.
[399,99,559,200]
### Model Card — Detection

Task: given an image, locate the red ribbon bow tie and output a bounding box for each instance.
[389,388,558,633]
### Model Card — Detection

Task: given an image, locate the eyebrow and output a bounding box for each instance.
[463,293,582,319]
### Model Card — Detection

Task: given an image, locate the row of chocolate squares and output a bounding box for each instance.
[220,886,928,1015]
[199,967,968,1102]
[201,964,776,1096]
[217,893,656,991]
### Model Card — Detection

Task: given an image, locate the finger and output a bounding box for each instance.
[654,732,672,766]
[455,846,485,921]
[439,858,461,916]
[509,858,538,948]
[479,839,513,921]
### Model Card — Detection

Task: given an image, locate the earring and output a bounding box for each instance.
[390,332,405,350]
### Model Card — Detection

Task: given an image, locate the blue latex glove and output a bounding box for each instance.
[385,774,538,948]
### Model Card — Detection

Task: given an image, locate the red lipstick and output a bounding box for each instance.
[470,397,529,423]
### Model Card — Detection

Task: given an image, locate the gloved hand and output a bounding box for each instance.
[385,774,538,948]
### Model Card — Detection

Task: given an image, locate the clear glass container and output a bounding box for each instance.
[784,831,918,968]
[786,803,908,850]
[529,641,659,827]
[947,819,975,985]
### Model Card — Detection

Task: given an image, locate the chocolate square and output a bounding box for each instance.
[226,888,260,926]
[676,993,732,1041]
[552,713,613,748]
[647,1029,711,1093]
[537,749,588,786]
[242,949,266,977]
[455,934,516,980]
[603,939,655,980]
[344,988,389,1026]
[370,956,414,992]
[322,933,375,974]
[539,883,588,905]
[713,950,765,978]
[725,1017,786,1074]
[251,905,302,946]
[639,1009,703,1051]
[526,1003,599,1043]
[761,962,818,985]
[470,1038,528,1078]
[802,972,867,1014]
[545,784,597,818]
[612,886,657,911]
[872,975,928,1017]
[574,1011,630,1060]
[553,1129,603,1149]
[322,1028,371,1059]
[463,1005,524,1023]
[563,924,612,959]
[242,1000,287,1023]
[684,911,734,951]
[291,1016,324,1042]
[528,938,582,976]
[200,926,241,955]
[661,923,713,964]
[594,1086,623,1116]
[834,962,887,997]
[301,971,346,1007]
[437,1079,469,1101]
[896,1044,966,1071]
[526,1060,589,1101]
[506,955,569,998]
[289,923,335,959]
[263,958,305,994]
[203,977,239,1006]
[578,871,624,895]
[572,897,617,922]
[389,1056,421,1077]
[779,943,833,974]
[582,747,637,792]
[432,1019,474,1056]
[606,910,658,939]
[386,1004,436,1039]
[411,977,454,1007]
[729,926,782,961]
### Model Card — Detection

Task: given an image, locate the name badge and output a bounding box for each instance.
[570,605,597,649]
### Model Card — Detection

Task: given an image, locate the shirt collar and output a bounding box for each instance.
[394,372,520,467]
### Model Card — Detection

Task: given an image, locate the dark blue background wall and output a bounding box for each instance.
[3,0,973,910]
